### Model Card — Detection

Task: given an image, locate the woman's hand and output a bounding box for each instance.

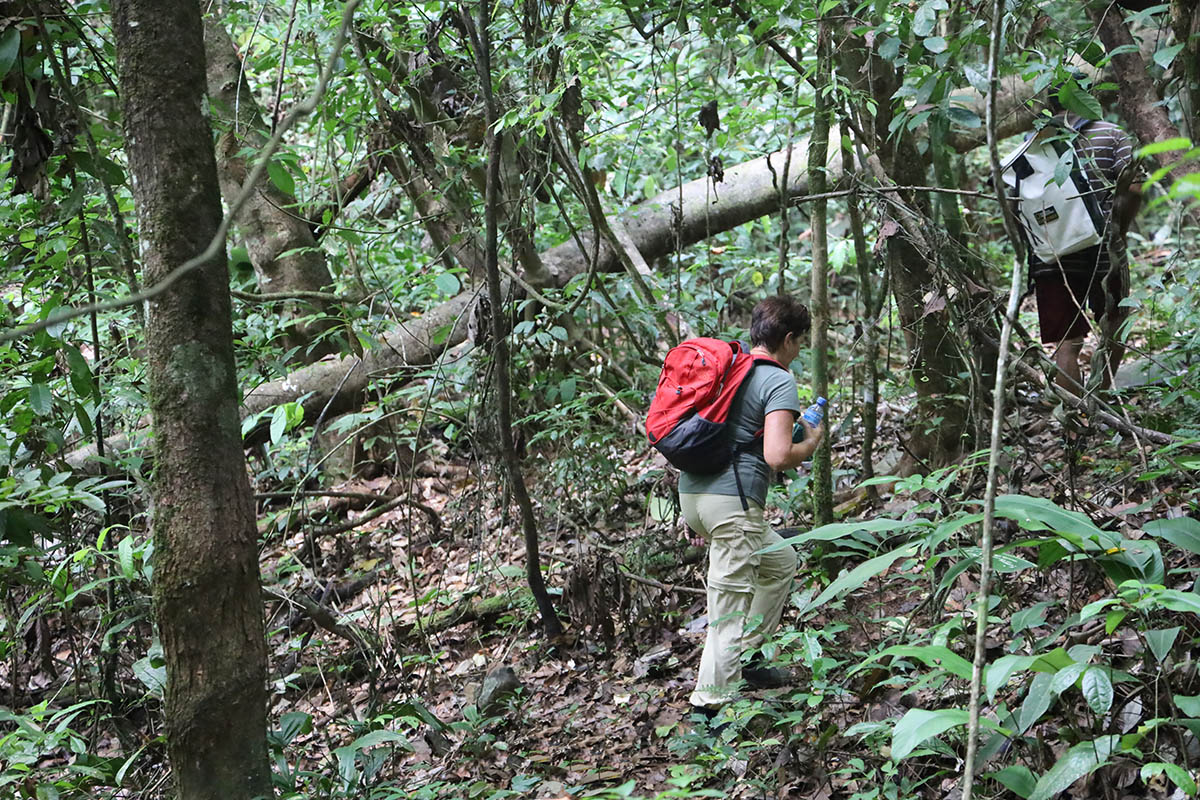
[764,410,826,471]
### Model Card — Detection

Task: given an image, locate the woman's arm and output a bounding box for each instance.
[762,409,825,472]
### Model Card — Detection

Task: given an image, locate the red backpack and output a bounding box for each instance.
[645,338,783,474]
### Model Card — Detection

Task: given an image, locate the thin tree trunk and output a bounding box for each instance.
[808,23,833,525]
[111,1,271,798]
[467,2,562,639]
[1170,0,1199,140]
[845,169,879,501]
[962,0,1027,792]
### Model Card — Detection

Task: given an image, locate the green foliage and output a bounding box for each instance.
[0,0,1196,797]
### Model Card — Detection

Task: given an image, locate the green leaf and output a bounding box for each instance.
[912,0,940,37]
[1145,517,1200,555]
[28,383,52,416]
[1100,539,1164,585]
[1082,667,1113,715]
[0,508,46,546]
[647,496,673,523]
[1055,81,1103,121]
[1049,663,1087,696]
[285,402,304,430]
[1138,138,1193,157]
[1019,672,1057,733]
[558,377,576,402]
[75,402,94,439]
[892,708,969,761]
[994,495,1113,550]
[1012,601,1053,633]
[511,774,541,793]
[986,655,1040,703]
[762,517,929,551]
[946,105,981,128]
[0,27,19,80]
[267,160,295,196]
[1029,736,1118,800]
[877,36,901,61]
[1174,694,1200,717]
[798,543,920,614]
[348,729,410,752]
[270,405,290,445]
[851,645,974,682]
[1141,763,1197,797]
[1078,597,1116,624]
[118,535,136,581]
[1076,40,1106,67]
[278,711,313,745]
[1030,647,1074,673]
[963,64,988,94]
[434,272,461,296]
[64,345,96,401]
[991,765,1037,798]
[922,36,947,54]
[1145,627,1181,663]
[1153,43,1184,69]
[73,151,127,186]
[1154,590,1200,616]
[132,641,166,699]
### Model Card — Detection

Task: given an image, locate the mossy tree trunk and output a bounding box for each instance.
[808,21,833,524]
[111,1,272,798]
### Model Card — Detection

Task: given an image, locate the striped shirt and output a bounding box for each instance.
[1069,113,1135,225]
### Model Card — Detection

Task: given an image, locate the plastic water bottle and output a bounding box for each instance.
[801,397,827,427]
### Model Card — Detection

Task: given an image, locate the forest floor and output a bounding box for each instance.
[257,348,1191,799]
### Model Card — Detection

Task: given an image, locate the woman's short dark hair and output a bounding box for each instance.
[750,295,811,350]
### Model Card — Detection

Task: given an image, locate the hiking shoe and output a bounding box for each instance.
[742,661,793,689]
[689,705,730,735]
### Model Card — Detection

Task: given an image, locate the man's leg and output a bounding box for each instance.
[1054,336,1085,393]
[1097,252,1131,390]
[1036,268,1093,396]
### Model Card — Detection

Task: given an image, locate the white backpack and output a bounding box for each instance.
[1001,118,1106,264]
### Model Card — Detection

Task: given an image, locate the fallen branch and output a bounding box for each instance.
[392,592,518,642]
[265,587,377,651]
[298,494,441,540]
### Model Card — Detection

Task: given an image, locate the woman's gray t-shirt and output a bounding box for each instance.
[678,364,801,508]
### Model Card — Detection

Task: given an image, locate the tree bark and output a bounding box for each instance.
[809,22,834,524]
[1170,0,1199,140]
[1088,2,1200,197]
[202,14,340,356]
[111,2,272,798]
[839,33,969,472]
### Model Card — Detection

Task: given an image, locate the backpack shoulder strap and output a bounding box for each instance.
[1071,116,1094,133]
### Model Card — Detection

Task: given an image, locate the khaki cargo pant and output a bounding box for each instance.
[681,493,797,709]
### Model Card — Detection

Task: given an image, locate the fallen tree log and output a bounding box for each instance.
[68,144,833,469]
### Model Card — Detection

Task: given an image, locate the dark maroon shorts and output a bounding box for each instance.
[1033,247,1128,344]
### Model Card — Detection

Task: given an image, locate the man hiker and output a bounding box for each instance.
[1005,82,1142,395]
[674,295,825,719]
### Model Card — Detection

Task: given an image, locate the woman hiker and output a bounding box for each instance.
[679,294,826,720]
